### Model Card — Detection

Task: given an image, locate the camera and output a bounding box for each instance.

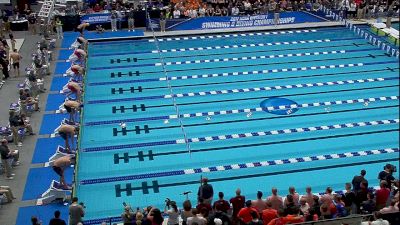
[165,198,171,207]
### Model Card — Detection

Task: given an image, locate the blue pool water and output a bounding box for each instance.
[77,26,399,223]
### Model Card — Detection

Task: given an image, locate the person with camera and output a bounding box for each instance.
[164,199,179,225]
[378,164,396,189]
[121,204,135,225]
[147,207,164,225]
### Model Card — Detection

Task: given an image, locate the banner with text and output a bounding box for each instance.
[80,13,127,24]
[147,12,325,31]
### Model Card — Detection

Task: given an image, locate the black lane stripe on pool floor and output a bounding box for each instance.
[111,104,400,136]
[110,158,399,197]
[92,84,400,122]
[95,53,390,78]
[112,128,399,164]
[89,63,398,86]
[99,41,371,61]
[123,62,398,91]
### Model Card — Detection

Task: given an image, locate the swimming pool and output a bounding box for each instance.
[76,26,399,223]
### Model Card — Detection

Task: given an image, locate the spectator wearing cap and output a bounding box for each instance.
[238,200,259,225]
[198,177,214,205]
[213,192,230,213]
[0,139,19,179]
[230,188,245,225]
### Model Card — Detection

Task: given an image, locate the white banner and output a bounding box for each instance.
[0,0,10,3]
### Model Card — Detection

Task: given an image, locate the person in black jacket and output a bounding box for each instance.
[49,210,67,225]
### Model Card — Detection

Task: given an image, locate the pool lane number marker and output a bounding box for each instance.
[149,29,317,42]
[82,118,399,152]
[86,95,399,126]
[79,147,399,185]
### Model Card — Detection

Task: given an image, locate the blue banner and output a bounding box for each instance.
[148,12,325,31]
[80,12,127,24]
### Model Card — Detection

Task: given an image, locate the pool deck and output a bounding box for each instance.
[0,17,398,225]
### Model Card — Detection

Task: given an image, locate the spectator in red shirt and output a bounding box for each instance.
[375,180,391,210]
[238,200,258,225]
[261,201,278,225]
[213,192,230,213]
[196,198,212,213]
[230,188,245,225]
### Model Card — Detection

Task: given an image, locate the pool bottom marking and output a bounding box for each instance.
[83,118,399,152]
[111,71,140,78]
[111,86,142,94]
[113,125,150,136]
[114,150,155,164]
[85,148,399,196]
[110,57,137,64]
[112,104,146,114]
[260,98,299,115]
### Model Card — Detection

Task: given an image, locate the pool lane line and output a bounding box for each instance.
[113,127,399,162]
[87,76,398,104]
[150,29,317,42]
[90,38,364,70]
[91,53,388,77]
[155,49,356,67]
[86,96,399,126]
[79,147,399,185]
[88,62,399,86]
[90,29,318,48]
[91,84,398,122]
[106,48,355,70]
[107,49,352,68]
[82,118,399,152]
[91,42,371,61]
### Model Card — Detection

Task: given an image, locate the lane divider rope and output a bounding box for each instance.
[82,118,399,152]
[154,49,350,66]
[85,95,399,126]
[151,39,332,54]
[87,76,398,104]
[80,147,399,184]
[87,61,398,86]
[149,29,317,42]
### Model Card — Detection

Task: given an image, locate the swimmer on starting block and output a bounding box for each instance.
[64,100,82,123]
[77,37,88,49]
[66,81,82,100]
[76,22,90,36]
[52,155,76,188]
[58,124,79,153]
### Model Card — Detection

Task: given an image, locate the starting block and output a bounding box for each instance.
[50,119,79,137]
[45,146,75,167]
[36,180,71,205]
